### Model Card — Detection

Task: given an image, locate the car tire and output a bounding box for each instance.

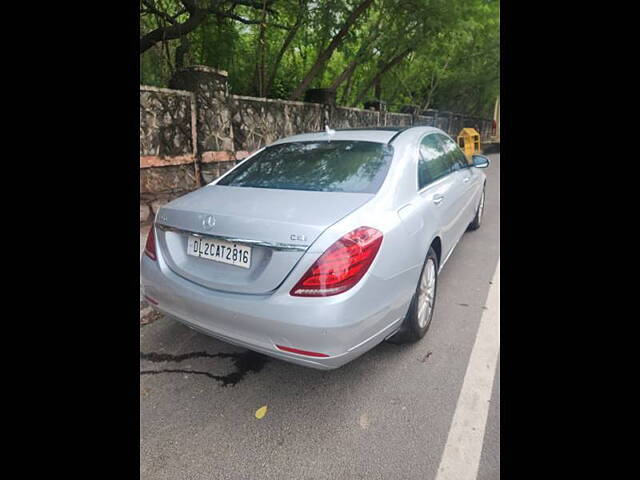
[388,247,439,344]
[468,186,485,231]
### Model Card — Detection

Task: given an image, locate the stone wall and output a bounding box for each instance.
[384,112,413,127]
[413,114,433,127]
[139,65,494,223]
[435,113,451,132]
[332,106,380,129]
[140,86,194,157]
[140,86,198,223]
[230,96,326,151]
[169,66,234,153]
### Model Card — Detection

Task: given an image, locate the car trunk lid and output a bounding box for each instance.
[155,185,374,294]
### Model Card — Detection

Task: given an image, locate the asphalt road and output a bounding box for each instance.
[140,153,500,480]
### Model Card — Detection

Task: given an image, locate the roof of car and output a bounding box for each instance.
[271,126,435,145]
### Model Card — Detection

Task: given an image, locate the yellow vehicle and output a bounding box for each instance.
[457,128,481,159]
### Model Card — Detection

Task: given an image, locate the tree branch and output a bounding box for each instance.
[208,9,290,29]
[289,0,375,100]
[140,0,284,54]
[353,47,414,105]
[233,0,278,15]
[265,0,306,96]
[140,0,207,54]
[141,0,183,25]
[329,15,383,90]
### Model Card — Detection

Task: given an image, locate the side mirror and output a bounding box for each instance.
[472,154,490,168]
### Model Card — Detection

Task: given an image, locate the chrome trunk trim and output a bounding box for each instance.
[156,224,310,252]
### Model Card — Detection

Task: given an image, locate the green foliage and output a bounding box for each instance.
[140,0,499,117]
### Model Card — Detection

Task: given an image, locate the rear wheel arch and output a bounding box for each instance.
[388,244,439,344]
[430,236,442,266]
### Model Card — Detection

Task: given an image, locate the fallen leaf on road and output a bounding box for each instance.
[141,310,162,325]
[255,406,268,419]
[359,413,370,430]
[419,352,433,363]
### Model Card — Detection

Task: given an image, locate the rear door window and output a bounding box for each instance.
[216,141,394,193]
[418,134,451,189]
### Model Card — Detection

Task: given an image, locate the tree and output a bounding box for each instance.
[264,0,307,96]
[139,0,500,117]
[140,0,284,54]
[288,0,375,100]
[353,47,414,105]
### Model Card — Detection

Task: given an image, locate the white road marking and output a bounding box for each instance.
[435,259,500,480]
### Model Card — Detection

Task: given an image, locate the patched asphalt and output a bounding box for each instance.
[140,154,500,480]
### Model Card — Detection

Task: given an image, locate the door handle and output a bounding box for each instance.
[433,194,445,205]
[462,176,471,183]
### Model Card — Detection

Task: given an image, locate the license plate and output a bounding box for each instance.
[187,236,252,269]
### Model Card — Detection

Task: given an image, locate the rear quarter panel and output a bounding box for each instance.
[301,193,437,343]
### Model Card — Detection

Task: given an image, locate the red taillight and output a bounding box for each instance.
[290,226,383,297]
[144,225,157,261]
[492,119,497,136]
[275,345,330,358]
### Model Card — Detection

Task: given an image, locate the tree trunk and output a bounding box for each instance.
[374,76,381,100]
[330,60,358,90]
[353,47,413,105]
[329,23,381,90]
[420,58,451,111]
[289,0,375,100]
[329,16,382,99]
[340,65,358,105]
[140,1,207,54]
[265,0,305,97]
[175,37,191,70]
[253,2,269,96]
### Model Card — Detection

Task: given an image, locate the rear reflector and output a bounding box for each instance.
[290,226,383,297]
[275,345,330,358]
[144,295,158,305]
[144,225,157,261]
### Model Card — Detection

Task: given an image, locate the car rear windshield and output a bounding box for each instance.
[216,141,394,193]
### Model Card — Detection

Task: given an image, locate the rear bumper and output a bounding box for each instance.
[140,250,412,370]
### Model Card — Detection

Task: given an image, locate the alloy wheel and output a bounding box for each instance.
[417,258,436,329]
[478,190,485,225]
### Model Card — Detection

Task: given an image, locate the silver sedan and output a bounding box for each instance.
[140,126,489,369]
